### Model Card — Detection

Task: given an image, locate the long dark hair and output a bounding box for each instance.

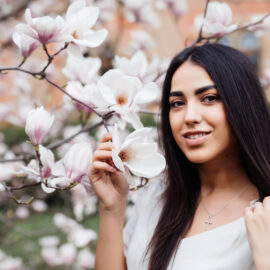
[145,44,270,270]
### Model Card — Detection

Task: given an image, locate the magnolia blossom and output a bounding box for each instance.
[196,2,237,37]
[41,247,62,266]
[157,0,188,17]
[62,53,101,85]
[111,126,166,187]
[59,243,77,265]
[71,184,97,221]
[114,50,167,84]
[90,69,158,129]
[21,145,55,179]
[248,14,270,36]
[16,9,72,44]
[12,32,40,58]
[48,142,92,189]
[32,199,48,212]
[76,248,95,269]
[126,30,156,55]
[123,0,161,27]
[15,206,30,219]
[25,106,55,145]
[66,81,95,111]
[39,236,60,247]
[65,0,108,48]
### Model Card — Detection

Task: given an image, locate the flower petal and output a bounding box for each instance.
[125,153,166,178]
[111,149,125,172]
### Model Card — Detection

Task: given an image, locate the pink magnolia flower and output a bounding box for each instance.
[32,199,48,212]
[16,8,72,44]
[25,106,55,145]
[12,32,40,58]
[49,142,92,188]
[196,2,237,37]
[65,0,108,48]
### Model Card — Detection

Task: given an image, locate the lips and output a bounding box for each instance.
[182,131,212,146]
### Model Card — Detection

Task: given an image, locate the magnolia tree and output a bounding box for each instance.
[0,0,269,268]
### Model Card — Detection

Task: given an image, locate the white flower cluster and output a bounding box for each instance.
[39,213,96,268]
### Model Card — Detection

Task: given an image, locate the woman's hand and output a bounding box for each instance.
[88,133,129,213]
[245,197,270,270]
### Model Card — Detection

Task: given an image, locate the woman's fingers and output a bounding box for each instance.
[99,133,112,143]
[97,142,115,151]
[93,150,112,162]
[91,161,116,175]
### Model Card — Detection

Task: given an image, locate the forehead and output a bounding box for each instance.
[170,61,215,92]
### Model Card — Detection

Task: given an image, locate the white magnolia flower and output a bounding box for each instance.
[126,30,156,55]
[71,184,97,221]
[41,247,62,266]
[16,9,72,44]
[196,2,237,37]
[76,248,95,269]
[59,243,77,266]
[90,69,158,129]
[39,236,60,247]
[248,14,270,36]
[12,32,40,58]
[62,53,101,85]
[111,126,166,187]
[0,256,23,270]
[123,0,161,27]
[68,227,97,247]
[65,0,108,48]
[160,0,188,17]
[114,50,167,84]
[66,81,95,112]
[25,106,55,145]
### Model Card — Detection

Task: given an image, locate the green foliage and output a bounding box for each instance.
[1,125,28,146]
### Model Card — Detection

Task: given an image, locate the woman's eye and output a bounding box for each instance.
[202,95,220,103]
[170,100,185,108]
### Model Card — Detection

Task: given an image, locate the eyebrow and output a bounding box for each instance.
[169,85,217,97]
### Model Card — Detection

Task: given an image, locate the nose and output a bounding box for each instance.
[184,102,202,125]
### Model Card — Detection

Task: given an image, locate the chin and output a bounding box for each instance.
[183,150,214,164]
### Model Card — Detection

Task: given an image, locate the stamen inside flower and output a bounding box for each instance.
[72,31,79,40]
[116,95,127,106]
[119,150,130,162]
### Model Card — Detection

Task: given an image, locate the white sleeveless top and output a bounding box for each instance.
[123,179,255,270]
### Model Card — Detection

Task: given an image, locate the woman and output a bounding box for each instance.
[89,44,270,270]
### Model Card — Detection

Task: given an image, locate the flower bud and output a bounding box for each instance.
[25,107,55,145]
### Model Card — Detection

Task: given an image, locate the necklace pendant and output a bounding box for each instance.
[204,215,213,230]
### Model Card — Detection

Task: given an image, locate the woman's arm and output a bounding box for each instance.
[245,197,270,270]
[88,133,129,270]
[96,204,127,270]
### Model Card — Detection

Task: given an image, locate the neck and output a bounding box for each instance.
[198,154,250,196]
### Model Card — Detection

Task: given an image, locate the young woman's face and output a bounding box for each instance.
[169,61,236,164]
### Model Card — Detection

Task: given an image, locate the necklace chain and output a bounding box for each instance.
[201,183,251,230]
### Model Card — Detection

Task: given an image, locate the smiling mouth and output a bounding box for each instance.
[184,132,211,139]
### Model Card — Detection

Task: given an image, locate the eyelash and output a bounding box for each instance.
[169,94,220,108]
